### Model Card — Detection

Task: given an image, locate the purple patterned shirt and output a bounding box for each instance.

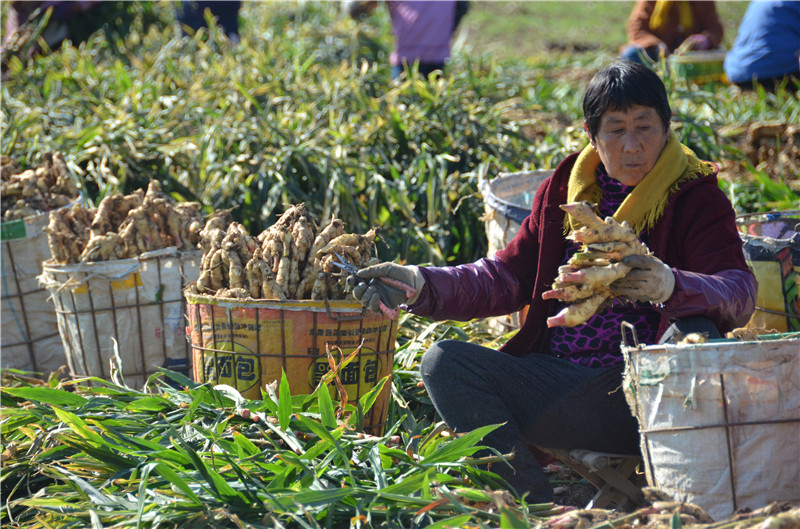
[548,168,661,368]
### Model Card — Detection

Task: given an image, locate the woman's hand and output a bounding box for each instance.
[609,254,675,304]
[675,34,711,55]
[348,262,424,313]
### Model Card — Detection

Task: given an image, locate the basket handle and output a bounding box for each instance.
[621,321,640,348]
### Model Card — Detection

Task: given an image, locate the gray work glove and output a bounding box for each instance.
[349,262,425,313]
[610,254,675,304]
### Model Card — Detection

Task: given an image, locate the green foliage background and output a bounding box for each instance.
[2,1,797,268]
[1,3,799,528]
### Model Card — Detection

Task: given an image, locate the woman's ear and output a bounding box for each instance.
[584,122,595,146]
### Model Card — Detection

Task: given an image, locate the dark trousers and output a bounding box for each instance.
[178,1,241,40]
[420,317,720,501]
[391,62,445,79]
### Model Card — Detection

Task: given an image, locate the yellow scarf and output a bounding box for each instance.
[650,0,694,32]
[564,132,715,235]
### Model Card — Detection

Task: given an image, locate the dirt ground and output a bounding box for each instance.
[547,462,599,509]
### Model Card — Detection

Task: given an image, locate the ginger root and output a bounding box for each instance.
[546,202,649,328]
[1,153,80,222]
[562,201,638,244]
[44,179,205,264]
[547,294,609,328]
[189,204,380,301]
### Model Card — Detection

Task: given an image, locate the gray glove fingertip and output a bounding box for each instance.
[622,271,646,282]
[353,282,369,299]
[621,254,646,268]
[367,291,383,313]
[609,283,628,295]
[611,286,635,297]
[359,284,380,311]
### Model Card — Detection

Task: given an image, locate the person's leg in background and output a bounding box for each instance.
[620,45,661,65]
[391,61,445,79]
[453,0,470,31]
[178,1,241,43]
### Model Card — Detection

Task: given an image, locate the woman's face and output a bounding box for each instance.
[590,104,669,186]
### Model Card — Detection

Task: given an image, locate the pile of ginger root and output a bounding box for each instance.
[545,201,650,327]
[1,153,80,221]
[45,180,204,264]
[189,203,380,301]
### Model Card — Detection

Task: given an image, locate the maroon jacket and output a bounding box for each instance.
[409,151,757,357]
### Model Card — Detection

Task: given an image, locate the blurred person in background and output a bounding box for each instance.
[177,1,242,44]
[723,0,800,91]
[344,0,469,78]
[2,1,103,60]
[621,0,724,64]
[1,1,160,70]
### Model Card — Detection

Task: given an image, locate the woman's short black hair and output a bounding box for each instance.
[583,61,671,140]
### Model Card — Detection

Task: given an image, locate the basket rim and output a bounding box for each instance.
[185,290,369,314]
[621,331,800,352]
[668,49,727,62]
[481,170,551,219]
[736,209,800,221]
[41,247,201,272]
